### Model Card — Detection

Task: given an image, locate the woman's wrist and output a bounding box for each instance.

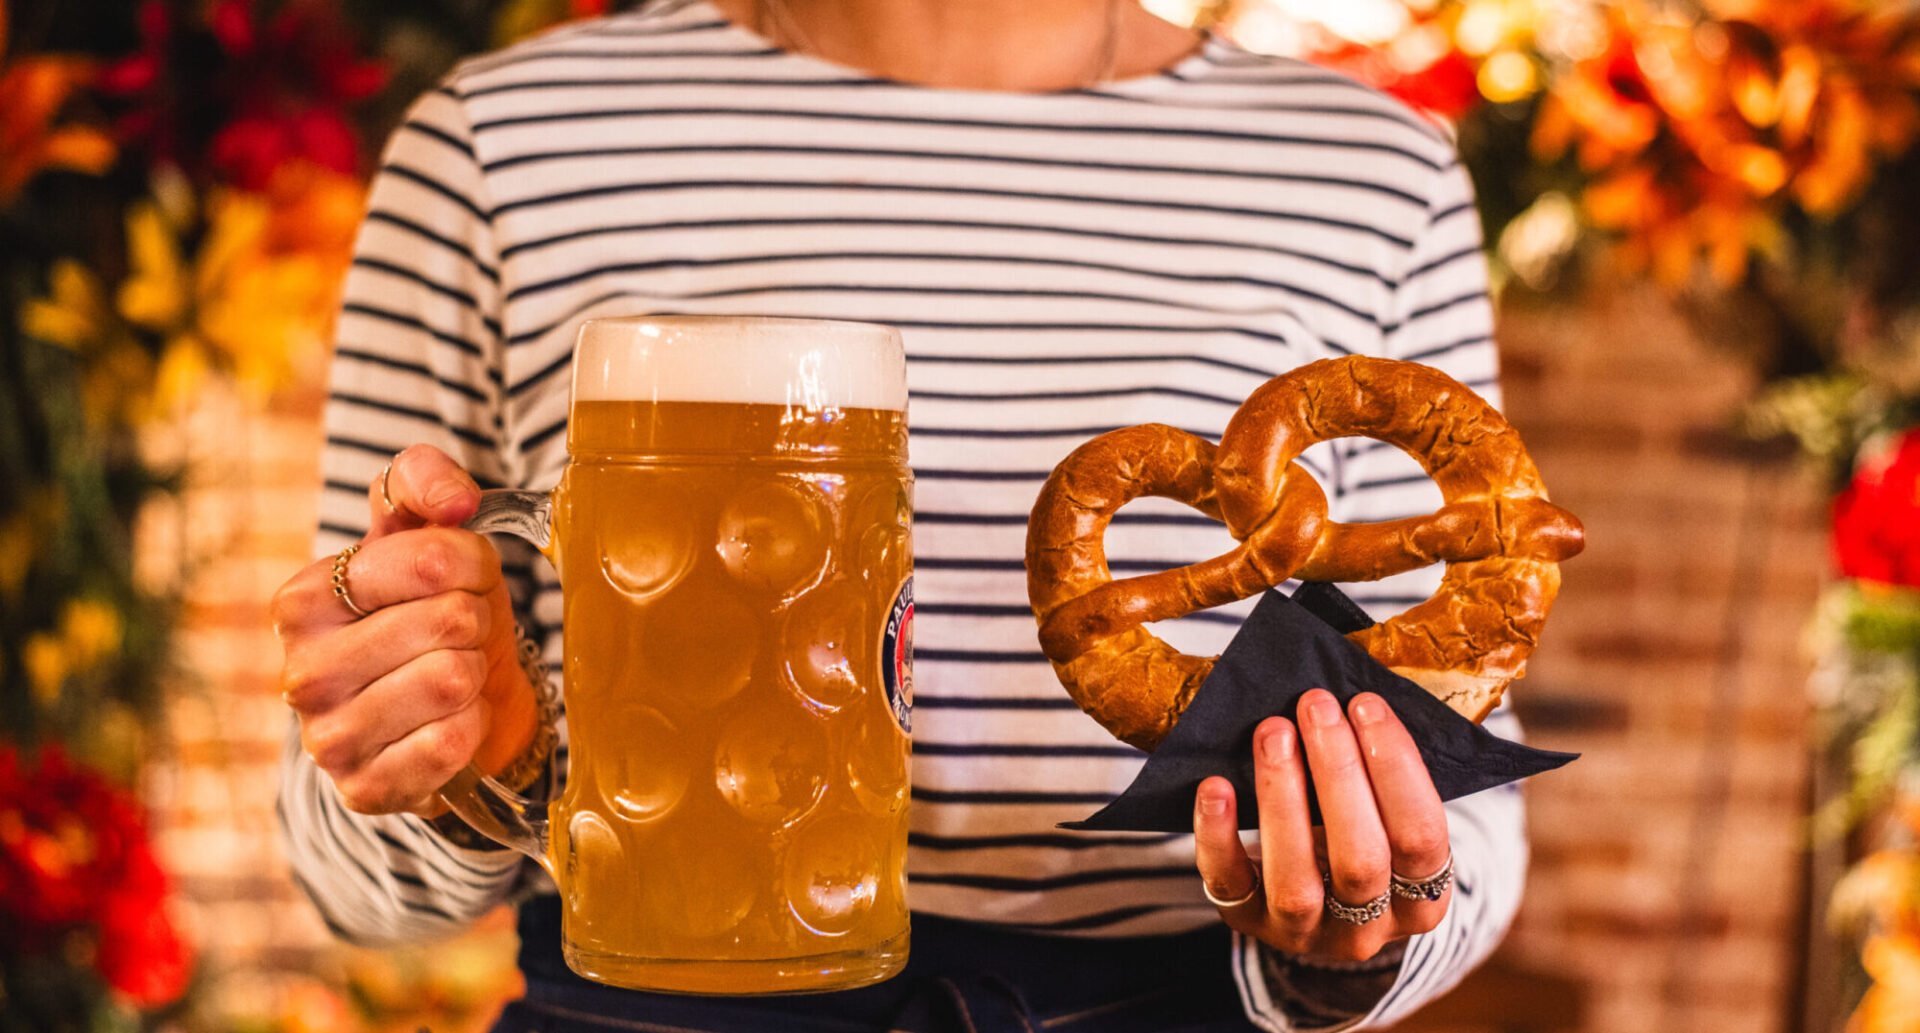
[1259,938,1408,1024]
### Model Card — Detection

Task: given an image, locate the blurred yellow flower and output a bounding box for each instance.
[117,202,190,332]
[18,598,126,707]
[22,632,68,706]
[1452,0,1536,59]
[114,166,363,413]
[23,260,119,351]
[0,490,64,604]
[1477,49,1538,103]
[20,164,361,429]
[20,260,158,426]
[60,598,123,671]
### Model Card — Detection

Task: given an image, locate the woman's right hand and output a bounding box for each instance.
[271,445,538,818]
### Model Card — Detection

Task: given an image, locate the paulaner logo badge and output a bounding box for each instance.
[882,578,913,734]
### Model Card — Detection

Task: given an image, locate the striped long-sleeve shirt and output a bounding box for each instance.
[278,2,1529,1028]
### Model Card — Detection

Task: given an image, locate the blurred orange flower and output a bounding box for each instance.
[1853,932,1920,1033]
[1832,849,1920,941]
[0,4,117,203]
[1533,0,1920,289]
[116,165,362,412]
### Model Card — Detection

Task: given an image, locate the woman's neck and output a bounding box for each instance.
[711,0,1202,92]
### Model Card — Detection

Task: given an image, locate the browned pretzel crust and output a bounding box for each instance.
[1025,356,1585,751]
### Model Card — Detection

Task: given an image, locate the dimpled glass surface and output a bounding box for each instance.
[547,399,911,993]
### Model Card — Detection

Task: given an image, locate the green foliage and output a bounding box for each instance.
[1848,591,1920,658]
[1812,585,1920,840]
[1,207,178,777]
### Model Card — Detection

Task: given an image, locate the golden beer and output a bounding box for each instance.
[445,317,912,994]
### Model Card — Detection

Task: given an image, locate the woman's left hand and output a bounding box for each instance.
[1192,689,1451,963]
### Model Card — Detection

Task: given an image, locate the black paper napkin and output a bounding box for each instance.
[1062,585,1578,832]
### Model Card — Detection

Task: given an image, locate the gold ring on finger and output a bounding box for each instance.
[330,543,373,619]
[378,463,400,515]
[1391,853,1454,902]
[1322,873,1390,925]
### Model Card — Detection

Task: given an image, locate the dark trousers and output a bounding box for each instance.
[493,896,1259,1033]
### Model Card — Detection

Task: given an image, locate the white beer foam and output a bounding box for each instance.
[573,316,906,412]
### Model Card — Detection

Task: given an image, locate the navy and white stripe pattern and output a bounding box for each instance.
[279,1,1525,1027]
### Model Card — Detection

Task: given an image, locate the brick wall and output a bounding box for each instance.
[1402,288,1827,1033]
[143,286,1828,1029]
[139,367,518,1030]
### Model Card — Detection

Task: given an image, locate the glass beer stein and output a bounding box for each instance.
[439,316,914,994]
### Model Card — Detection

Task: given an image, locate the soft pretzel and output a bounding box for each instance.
[1025,356,1585,751]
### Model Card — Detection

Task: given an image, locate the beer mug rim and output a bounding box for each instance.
[579,313,899,338]
[571,315,907,414]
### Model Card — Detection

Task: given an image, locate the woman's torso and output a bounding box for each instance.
[392,0,1470,937]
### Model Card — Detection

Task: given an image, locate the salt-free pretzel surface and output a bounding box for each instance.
[1025,356,1585,752]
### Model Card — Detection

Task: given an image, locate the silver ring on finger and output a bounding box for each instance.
[1203,871,1262,910]
[330,543,373,619]
[378,463,400,515]
[1321,873,1390,925]
[1391,853,1454,902]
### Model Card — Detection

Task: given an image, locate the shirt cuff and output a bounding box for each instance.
[408,812,532,872]
[423,810,517,853]
[1232,895,1461,1032]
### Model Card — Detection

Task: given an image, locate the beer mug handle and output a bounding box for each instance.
[435,488,556,876]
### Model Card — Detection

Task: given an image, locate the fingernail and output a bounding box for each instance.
[1306,694,1341,728]
[1200,795,1228,817]
[1260,723,1294,761]
[426,478,471,510]
[1351,693,1383,726]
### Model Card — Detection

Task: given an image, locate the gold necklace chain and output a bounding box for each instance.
[753,0,1125,89]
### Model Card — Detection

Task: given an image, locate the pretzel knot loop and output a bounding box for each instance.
[1025,356,1585,751]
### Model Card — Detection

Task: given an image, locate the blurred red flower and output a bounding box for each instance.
[0,745,193,1007]
[1312,44,1482,124]
[94,0,180,165]
[1833,428,1920,587]
[99,0,386,189]
[95,842,194,1007]
[0,745,141,928]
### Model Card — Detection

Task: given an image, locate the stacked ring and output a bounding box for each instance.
[378,463,399,515]
[1391,854,1455,903]
[1322,873,1390,926]
[1206,865,1437,923]
[1203,874,1261,910]
[330,543,372,619]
